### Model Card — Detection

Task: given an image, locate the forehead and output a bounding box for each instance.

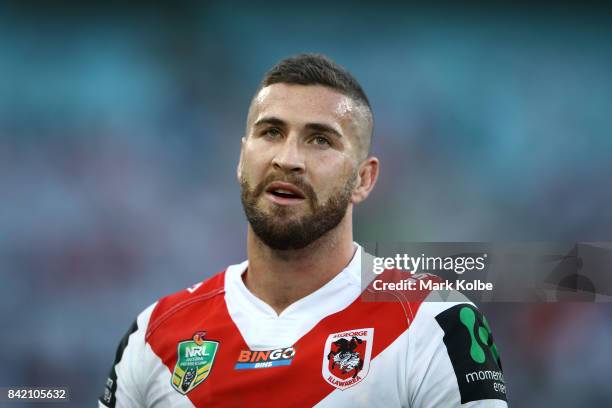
[249,83,359,132]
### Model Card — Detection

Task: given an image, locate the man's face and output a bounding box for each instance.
[238,83,366,250]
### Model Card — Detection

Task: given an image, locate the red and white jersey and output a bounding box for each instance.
[99,248,508,407]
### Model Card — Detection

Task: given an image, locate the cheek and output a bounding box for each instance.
[241,142,270,181]
[308,155,355,196]
[319,151,355,177]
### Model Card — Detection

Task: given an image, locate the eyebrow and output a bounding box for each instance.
[253,117,286,128]
[253,116,343,139]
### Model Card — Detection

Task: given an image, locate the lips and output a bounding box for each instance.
[265,181,306,200]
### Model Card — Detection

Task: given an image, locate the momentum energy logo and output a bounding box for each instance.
[460,307,500,364]
[435,305,507,404]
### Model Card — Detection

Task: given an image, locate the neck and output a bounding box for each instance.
[243,209,356,315]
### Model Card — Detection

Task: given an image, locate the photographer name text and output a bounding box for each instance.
[372,278,493,292]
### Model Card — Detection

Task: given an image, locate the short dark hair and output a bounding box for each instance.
[260,53,371,112]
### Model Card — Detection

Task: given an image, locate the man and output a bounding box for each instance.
[99,54,508,407]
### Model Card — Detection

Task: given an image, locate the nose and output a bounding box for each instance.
[271,134,305,173]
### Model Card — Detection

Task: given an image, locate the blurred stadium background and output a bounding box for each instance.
[1,1,611,406]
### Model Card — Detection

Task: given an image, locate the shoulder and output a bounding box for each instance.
[144,270,227,340]
[407,290,508,406]
[412,288,475,322]
[406,289,477,360]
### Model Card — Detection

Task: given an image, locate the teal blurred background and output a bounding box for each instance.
[1,1,611,406]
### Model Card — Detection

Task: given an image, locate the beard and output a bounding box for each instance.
[240,171,356,250]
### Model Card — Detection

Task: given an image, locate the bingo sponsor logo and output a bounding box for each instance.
[234,347,296,370]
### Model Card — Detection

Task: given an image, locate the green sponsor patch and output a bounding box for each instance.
[436,304,507,404]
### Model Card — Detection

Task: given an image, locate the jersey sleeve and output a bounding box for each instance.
[99,303,157,408]
[407,292,508,408]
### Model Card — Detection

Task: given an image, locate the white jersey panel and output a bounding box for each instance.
[225,247,362,350]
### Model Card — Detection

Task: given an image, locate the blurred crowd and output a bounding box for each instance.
[1,2,611,406]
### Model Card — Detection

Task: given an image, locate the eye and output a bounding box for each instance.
[311,135,331,147]
[262,127,282,139]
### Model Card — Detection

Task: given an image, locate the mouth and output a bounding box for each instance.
[265,181,306,205]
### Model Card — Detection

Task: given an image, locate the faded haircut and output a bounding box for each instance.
[261,53,371,112]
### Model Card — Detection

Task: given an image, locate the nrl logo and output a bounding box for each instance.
[171,331,219,395]
[322,328,374,390]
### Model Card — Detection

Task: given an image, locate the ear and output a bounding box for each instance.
[236,137,246,182]
[351,157,379,204]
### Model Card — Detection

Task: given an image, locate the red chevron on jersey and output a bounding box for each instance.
[100,248,508,407]
[142,268,429,407]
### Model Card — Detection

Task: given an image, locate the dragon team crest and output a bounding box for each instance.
[171,331,219,395]
[322,328,374,390]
